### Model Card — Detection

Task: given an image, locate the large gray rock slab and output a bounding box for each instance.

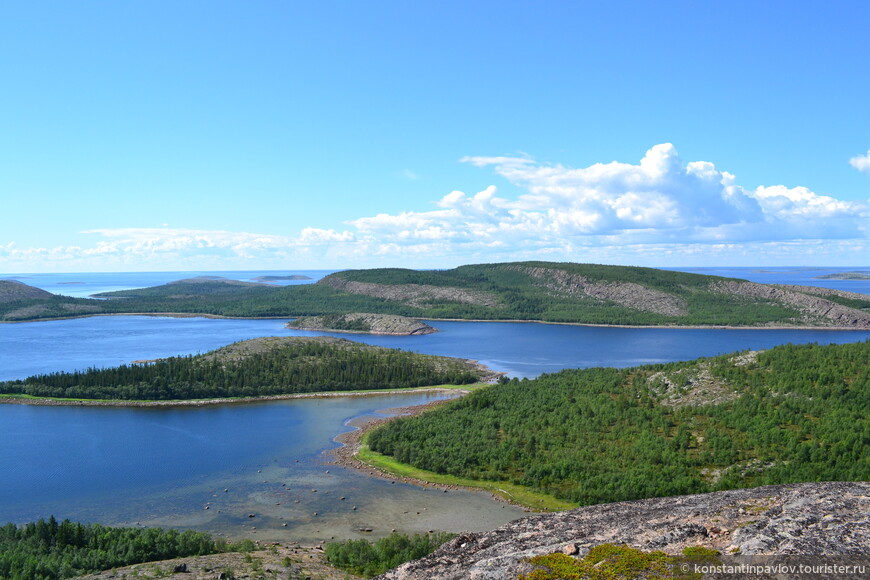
[378,482,870,579]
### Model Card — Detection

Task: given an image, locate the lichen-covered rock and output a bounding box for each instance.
[318,276,501,308]
[377,482,870,579]
[288,313,436,335]
[710,280,870,329]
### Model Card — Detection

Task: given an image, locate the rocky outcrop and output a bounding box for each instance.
[318,276,501,308]
[709,280,870,329]
[774,284,870,301]
[288,313,437,335]
[378,482,870,579]
[514,265,688,317]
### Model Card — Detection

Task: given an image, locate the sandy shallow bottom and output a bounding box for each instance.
[32,401,526,546]
[114,444,528,545]
[2,391,528,546]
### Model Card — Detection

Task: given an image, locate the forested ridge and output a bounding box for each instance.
[367,340,870,506]
[322,262,870,326]
[0,517,241,580]
[0,337,483,401]
[2,262,868,327]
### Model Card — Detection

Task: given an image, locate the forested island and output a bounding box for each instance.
[366,340,870,507]
[0,336,484,402]
[2,261,869,328]
[815,271,870,280]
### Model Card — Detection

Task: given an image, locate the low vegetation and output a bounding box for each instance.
[324,532,454,578]
[0,517,249,580]
[521,544,721,580]
[368,341,870,506]
[0,337,483,401]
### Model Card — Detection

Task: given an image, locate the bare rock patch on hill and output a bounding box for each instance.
[288,313,436,335]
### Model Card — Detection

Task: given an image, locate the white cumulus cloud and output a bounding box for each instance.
[850,150,870,174]
[4,145,868,271]
[334,144,869,263]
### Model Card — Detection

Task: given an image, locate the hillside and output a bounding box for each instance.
[318,262,870,328]
[0,279,54,302]
[379,481,870,579]
[0,279,103,320]
[2,262,869,327]
[367,340,870,506]
[0,336,485,401]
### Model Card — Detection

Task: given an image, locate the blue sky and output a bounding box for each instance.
[1,1,868,273]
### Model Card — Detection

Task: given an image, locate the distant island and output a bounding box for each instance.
[0,336,485,403]
[288,313,436,335]
[815,271,870,280]
[252,274,313,282]
[2,261,870,328]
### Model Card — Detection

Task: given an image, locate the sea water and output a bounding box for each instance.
[1,267,868,539]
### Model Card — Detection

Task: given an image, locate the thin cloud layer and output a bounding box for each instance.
[2,145,868,271]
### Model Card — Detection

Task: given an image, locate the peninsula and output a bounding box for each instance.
[364,340,870,508]
[0,336,486,402]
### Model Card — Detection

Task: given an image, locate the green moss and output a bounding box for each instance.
[521,544,676,580]
[680,546,719,558]
[357,435,577,511]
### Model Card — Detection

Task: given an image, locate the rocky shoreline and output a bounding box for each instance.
[0,387,471,408]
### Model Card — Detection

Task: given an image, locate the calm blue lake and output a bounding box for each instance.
[0,267,868,541]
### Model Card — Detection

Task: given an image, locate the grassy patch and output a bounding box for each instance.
[0,383,481,405]
[357,434,577,512]
[521,544,721,580]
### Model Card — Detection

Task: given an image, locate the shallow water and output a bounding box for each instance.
[0,393,529,542]
[2,266,868,540]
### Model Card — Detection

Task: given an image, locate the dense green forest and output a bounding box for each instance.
[0,337,483,401]
[0,517,243,580]
[3,263,869,327]
[324,532,454,578]
[368,341,870,506]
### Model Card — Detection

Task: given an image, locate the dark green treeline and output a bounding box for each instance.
[0,517,242,580]
[0,337,481,401]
